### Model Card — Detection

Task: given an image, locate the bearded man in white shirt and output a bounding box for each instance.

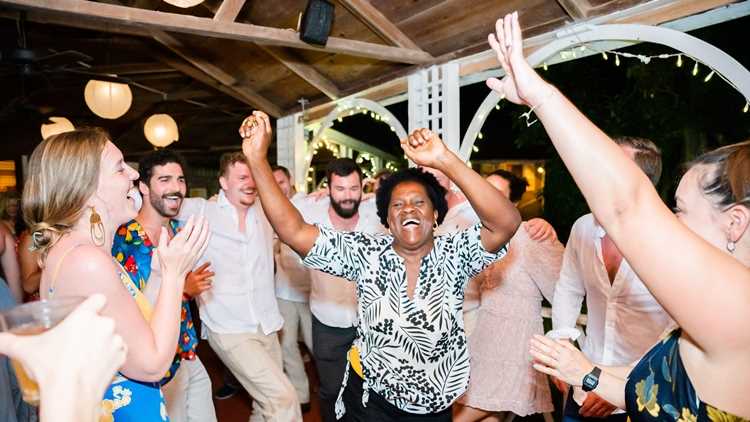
[179,152,300,422]
[296,158,384,422]
[550,137,673,422]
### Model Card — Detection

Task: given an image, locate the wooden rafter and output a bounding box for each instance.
[213,0,246,22]
[0,0,433,64]
[337,0,429,54]
[556,0,592,20]
[89,62,178,75]
[152,31,283,116]
[258,46,341,100]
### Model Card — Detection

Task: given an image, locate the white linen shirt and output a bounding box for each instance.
[550,213,672,366]
[179,192,283,336]
[274,192,312,303]
[299,197,384,328]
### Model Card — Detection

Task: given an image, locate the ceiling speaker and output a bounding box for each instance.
[299,0,334,46]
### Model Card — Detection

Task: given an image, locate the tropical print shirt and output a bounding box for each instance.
[303,223,507,415]
[112,219,198,386]
[625,329,748,422]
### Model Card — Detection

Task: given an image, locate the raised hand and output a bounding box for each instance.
[184,262,214,298]
[486,12,552,108]
[529,334,594,386]
[157,215,210,282]
[239,111,273,160]
[400,128,450,169]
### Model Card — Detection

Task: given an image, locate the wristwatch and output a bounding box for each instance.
[581,366,602,392]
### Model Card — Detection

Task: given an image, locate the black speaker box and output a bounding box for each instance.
[299,0,335,46]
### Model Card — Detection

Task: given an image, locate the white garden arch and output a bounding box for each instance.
[303,97,408,180]
[459,23,750,161]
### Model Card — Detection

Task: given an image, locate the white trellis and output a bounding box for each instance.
[408,63,461,153]
[459,23,750,161]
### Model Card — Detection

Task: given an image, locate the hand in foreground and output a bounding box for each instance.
[486,12,552,107]
[184,262,214,298]
[158,215,211,282]
[239,110,273,160]
[0,295,126,408]
[525,218,558,242]
[579,392,617,418]
[400,128,450,169]
[529,334,594,386]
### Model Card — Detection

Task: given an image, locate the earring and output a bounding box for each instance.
[433,221,438,229]
[89,206,105,247]
[727,240,736,254]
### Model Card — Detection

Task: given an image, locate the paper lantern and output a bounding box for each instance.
[84,80,132,119]
[144,114,179,148]
[162,0,205,7]
[40,117,75,140]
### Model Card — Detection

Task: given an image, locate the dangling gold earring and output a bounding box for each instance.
[89,206,105,246]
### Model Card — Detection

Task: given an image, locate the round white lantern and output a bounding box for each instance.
[162,0,205,7]
[40,117,75,139]
[84,80,132,119]
[144,114,179,148]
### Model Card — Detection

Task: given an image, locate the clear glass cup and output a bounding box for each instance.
[0,296,84,405]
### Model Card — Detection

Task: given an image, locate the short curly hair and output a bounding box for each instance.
[375,167,448,228]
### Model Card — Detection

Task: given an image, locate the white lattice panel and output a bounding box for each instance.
[408,63,460,153]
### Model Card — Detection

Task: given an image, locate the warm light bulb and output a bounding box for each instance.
[543,62,548,71]
[615,55,620,66]
[602,52,608,60]
[478,132,484,139]
[676,55,683,67]
[703,70,715,82]
[744,102,749,113]
[692,62,699,76]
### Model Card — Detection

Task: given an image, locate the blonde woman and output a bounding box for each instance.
[22,128,209,421]
[486,12,750,421]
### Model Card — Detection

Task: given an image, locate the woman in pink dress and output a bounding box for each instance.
[455,169,564,421]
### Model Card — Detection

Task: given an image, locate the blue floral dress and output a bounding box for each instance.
[625,329,748,422]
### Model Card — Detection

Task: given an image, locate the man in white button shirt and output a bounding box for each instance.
[298,158,384,422]
[179,152,300,422]
[272,165,313,413]
[550,137,673,422]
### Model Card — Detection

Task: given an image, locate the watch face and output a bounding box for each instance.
[583,373,597,391]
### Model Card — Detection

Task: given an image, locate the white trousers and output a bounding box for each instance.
[277,299,313,404]
[161,356,217,422]
[206,327,301,422]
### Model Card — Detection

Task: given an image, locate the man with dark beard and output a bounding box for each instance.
[296,158,384,422]
[112,150,217,422]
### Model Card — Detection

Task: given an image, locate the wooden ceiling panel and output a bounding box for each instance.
[367,0,447,25]
[257,74,323,109]
[397,0,565,56]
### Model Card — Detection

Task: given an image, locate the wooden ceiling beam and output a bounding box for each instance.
[336,0,430,54]
[0,0,433,64]
[213,0,246,22]
[556,0,592,20]
[89,62,179,75]
[258,46,341,100]
[152,31,283,116]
